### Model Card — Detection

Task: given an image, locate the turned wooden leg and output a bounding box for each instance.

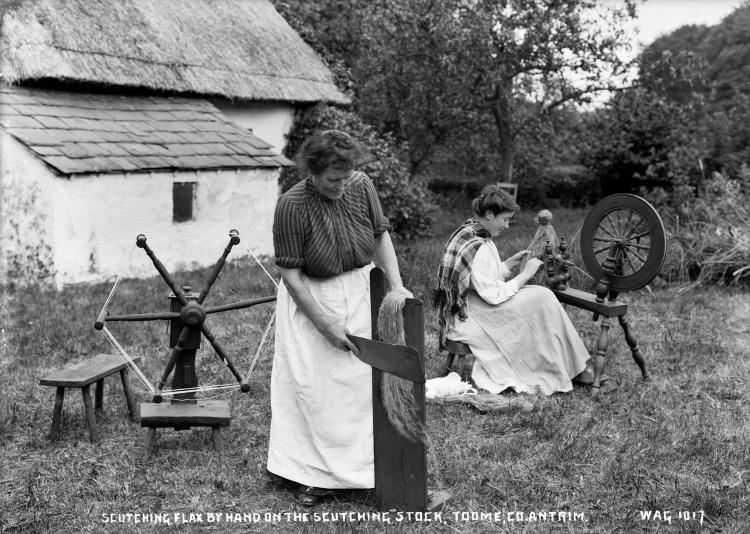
[81,385,100,442]
[458,355,471,383]
[619,314,650,381]
[144,428,157,457]
[212,427,224,453]
[95,379,104,412]
[443,353,455,376]
[49,387,65,440]
[120,369,137,421]
[592,317,611,395]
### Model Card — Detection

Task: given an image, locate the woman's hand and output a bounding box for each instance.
[523,257,544,276]
[374,232,413,299]
[506,249,531,270]
[390,284,414,299]
[319,322,361,356]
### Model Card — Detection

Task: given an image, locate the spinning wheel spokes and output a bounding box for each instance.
[94,230,276,403]
[580,194,666,292]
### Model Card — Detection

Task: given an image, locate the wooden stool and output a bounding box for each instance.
[39,353,140,442]
[443,340,473,382]
[140,400,230,456]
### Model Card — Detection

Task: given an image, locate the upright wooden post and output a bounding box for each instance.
[370,268,428,511]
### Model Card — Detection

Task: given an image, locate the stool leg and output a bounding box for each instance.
[443,353,456,376]
[592,317,611,395]
[49,387,65,440]
[456,355,465,381]
[81,385,100,442]
[212,427,224,453]
[144,428,157,457]
[120,369,137,421]
[95,379,104,412]
[619,314,650,381]
[458,355,472,383]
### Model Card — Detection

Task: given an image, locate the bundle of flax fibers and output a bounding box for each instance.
[519,209,558,278]
[377,291,429,445]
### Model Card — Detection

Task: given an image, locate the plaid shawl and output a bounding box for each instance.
[432,218,491,351]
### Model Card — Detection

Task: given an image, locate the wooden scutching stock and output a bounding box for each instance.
[369,267,428,511]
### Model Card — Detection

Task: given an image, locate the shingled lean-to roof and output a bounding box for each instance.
[0,85,292,175]
[0,0,349,105]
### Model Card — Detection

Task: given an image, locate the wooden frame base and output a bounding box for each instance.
[139,400,230,456]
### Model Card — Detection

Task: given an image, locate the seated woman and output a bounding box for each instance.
[434,184,592,395]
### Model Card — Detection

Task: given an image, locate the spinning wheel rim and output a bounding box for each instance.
[580,194,666,292]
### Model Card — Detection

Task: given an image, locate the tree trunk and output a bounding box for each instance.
[489,82,514,183]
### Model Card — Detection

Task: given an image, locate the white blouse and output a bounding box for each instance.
[470,241,520,305]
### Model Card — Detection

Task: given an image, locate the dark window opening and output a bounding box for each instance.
[173,182,195,222]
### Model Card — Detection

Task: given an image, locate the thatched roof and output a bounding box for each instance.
[0,0,349,105]
[0,85,293,175]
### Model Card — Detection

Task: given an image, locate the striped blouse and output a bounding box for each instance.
[273,171,390,279]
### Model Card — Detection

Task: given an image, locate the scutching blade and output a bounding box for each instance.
[347,335,425,383]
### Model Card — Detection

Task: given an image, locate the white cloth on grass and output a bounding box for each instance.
[447,241,589,395]
[426,372,476,399]
[267,264,374,489]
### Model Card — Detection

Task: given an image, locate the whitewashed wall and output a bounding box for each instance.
[0,135,278,287]
[55,168,278,286]
[0,133,58,285]
[211,100,296,156]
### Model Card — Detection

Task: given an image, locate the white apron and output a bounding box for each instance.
[267,264,374,489]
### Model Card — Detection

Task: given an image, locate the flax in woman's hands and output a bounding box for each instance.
[521,209,558,274]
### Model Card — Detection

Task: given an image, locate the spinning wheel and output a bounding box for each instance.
[94,230,276,453]
[580,194,666,291]
[536,194,667,394]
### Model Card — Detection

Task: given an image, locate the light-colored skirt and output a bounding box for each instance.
[448,285,589,395]
[266,264,374,489]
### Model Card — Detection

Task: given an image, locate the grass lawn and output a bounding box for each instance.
[1,203,748,533]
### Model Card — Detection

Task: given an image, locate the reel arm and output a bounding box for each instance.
[197,229,241,304]
[95,311,180,330]
[201,324,250,392]
[205,295,277,315]
[153,324,193,403]
[136,234,189,306]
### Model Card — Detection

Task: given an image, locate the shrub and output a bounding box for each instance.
[280,104,435,239]
[541,165,600,208]
[426,176,484,200]
[643,172,750,285]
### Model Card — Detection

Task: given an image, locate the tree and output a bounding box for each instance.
[643,2,750,104]
[578,48,711,195]
[356,0,638,181]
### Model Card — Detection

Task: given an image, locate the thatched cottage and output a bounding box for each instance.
[0,0,349,287]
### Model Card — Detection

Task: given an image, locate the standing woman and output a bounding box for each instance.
[267,130,411,506]
[434,184,592,396]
